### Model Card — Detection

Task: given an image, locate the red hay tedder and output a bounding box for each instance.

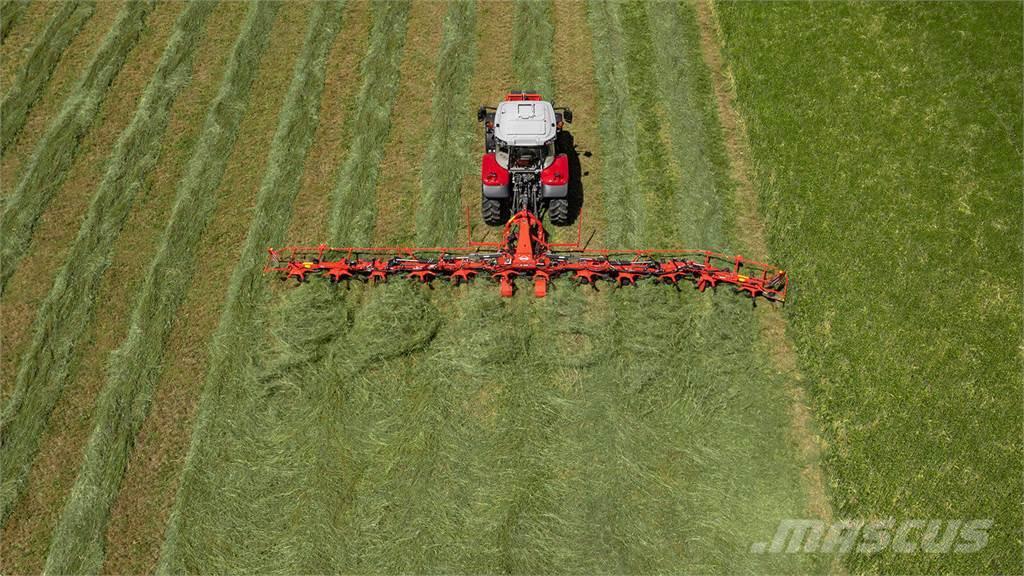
[265,92,788,302]
[265,209,788,301]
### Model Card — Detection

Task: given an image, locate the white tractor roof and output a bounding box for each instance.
[493,100,557,147]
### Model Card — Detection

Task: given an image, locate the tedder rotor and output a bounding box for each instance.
[266,209,788,301]
[265,92,789,302]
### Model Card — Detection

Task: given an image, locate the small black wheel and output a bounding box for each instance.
[548,198,570,226]
[482,196,508,225]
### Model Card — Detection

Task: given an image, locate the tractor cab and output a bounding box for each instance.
[491,99,557,154]
[477,91,573,225]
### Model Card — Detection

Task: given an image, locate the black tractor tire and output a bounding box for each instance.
[482,196,508,226]
[548,198,570,226]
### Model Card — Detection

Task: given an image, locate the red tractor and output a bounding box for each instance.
[265,91,789,301]
[477,91,573,225]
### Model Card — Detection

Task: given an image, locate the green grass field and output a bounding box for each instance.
[715,2,1022,572]
[0,1,1018,573]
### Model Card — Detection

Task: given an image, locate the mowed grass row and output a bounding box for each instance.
[715,3,1022,572]
[182,4,489,568]
[618,0,678,244]
[584,0,641,247]
[512,0,553,100]
[435,2,600,570]
[515,1,823,571]
[156,2,417,570]
[639,0,724,249]
[0,0,137,407]
[286,0,372,245]
[552,0,605,241]
[415,0,478,246]
[422,2,659,569]
[0,0,30,43]
[0,0,153,293]
[0,0,121,188]
[263,3,581,569]
[251,5,548,567]
[0,0,216,523]
[42,4,281,573]
[0,0,94,153]
[259,1,471,567]
[0,4,242,572]
[329,0,412,244]
[310,3,548,568]
[155,3,348,570]
[0,0,58,92]
[370,1,446,246]
[254,4,678,569]
[99,5,314,572]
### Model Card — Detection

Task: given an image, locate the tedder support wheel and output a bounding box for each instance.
[548,198,570,226]
[482,196,508,226]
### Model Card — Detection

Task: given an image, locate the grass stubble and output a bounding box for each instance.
[0,0,30,44]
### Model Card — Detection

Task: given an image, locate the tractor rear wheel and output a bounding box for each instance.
[482,196,508,225]
[548,198,570,226]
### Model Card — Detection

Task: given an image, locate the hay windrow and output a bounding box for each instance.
[155,2,348,570]
[154,3,422,570]
[642,0,724,249]
[99,4,312,572]
[585,0,643,248]
[42,3,280,573]
[0,0,95,153]
[0,0,216,524]
[0,0,154,293]
[0,0,30,43]
[415,0,478,247]
[328,0,413,245]
[512,0,554,100]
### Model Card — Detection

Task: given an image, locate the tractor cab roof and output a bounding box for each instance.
[493,100,557,147]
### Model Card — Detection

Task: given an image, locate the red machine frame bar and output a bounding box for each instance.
[266,211,788,301]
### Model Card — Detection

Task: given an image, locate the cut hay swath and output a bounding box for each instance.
[415,0,477,246]
[0,0,216,523]
[42,3,280,573]
[384,3,587,568]
[642,0,723,248]
[585,0,642,247]
[512,0,554,102]
[0,0,95,153]
[0,0,153,294]
[228,4,570,569]
[329,0,413,244]
[164,2,466,569]
[155,2,418,571]
[155,2,348,571]
[619,1,677,244]
[0,0,30,43]
[553,2,820,571]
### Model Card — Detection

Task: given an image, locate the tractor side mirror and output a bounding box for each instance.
[477,106,486,122]
[563,108,573,123]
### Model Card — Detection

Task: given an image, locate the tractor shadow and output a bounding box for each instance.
[556,129,589,226]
